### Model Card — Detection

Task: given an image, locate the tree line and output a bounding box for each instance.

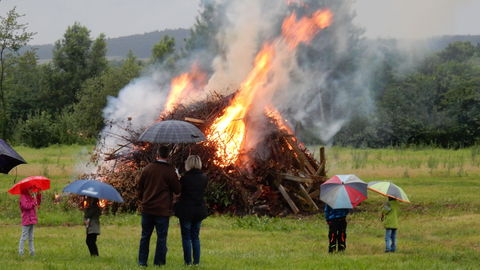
[332,41,480,148]
[0,7,179,147]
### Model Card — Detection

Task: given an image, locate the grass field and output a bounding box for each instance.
[0,145,479,269]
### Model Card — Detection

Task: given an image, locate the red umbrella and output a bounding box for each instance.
[8,176,51,195]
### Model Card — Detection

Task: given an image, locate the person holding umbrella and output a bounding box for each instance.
[137,145,180,267]
[368,181,410,253]
[18,185,42,256]
[381,197,399,253]
[8,176,50,256]
[324,204,349,253]
[320,174,368,253]
[84,197,101,256]
[62,178,124,257]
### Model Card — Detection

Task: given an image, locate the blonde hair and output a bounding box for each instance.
[185,155,202,171]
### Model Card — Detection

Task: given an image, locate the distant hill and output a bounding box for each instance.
[28,32,480,61]
[426,35,480,51]
[29,28,190,60]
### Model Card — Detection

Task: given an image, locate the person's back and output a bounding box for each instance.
[382,197,399,252]
[174,155,208,266]
[137,146,180,267]
[324,204,349,253]
[178,169,207,203]
[84,197,101,256]
[383,198,399,229]
[138,160,180,216]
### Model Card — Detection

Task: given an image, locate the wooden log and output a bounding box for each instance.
[284,136,316,175]
[298,183,319,210]
[309,189,320,200]
[278,173,314,184]
[278,184,299,214]
[184,117,206,124]
[315,146,326,177]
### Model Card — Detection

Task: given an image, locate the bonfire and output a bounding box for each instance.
[88,8,333,216]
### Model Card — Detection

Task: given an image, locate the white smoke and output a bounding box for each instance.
[95,70,170,164]
[205,0,286,93]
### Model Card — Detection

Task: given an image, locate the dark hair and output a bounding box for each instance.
[158,145,169,159]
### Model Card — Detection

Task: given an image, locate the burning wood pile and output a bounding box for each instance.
[90,92,327,216]
[88,8,334,216]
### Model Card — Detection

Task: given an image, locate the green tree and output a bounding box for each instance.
[4,50,41,122]
[0,7,35,138]
[151,35,175,64]
[50,23,107,109]
[184,3,218,54]
[88,33,108,77]
[69,51,142,139]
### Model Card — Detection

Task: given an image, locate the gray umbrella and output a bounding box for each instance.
[138,120,206,144]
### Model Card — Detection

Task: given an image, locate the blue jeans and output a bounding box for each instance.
[179,219,202,265]
[138,214,170,266]
[385,228,397,252]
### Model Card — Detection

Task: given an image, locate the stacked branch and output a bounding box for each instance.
[90,93,327,216]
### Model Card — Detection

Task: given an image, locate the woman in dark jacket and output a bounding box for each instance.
[174,155,208,265]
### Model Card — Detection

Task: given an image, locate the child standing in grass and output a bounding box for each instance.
[324,204,349,253]
[381,197,399,252]
[84,197,101,256]
[19,186,42,256]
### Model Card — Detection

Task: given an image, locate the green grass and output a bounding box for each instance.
[0,145,479,269]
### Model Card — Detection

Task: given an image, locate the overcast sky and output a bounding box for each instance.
[2,0,480,45]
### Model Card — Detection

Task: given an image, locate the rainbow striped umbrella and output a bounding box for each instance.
[367,181,410,203]
[320,174,368,209]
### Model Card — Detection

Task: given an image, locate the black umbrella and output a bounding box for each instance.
[0,139,26,174]
[138,120,206,144]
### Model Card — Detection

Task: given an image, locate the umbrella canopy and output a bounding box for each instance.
[320,174,368,209]
[8,176,50,194]
[368,181,410,203]
[138,120,206,144]
[63,180,124,202]
[0,139,27,174]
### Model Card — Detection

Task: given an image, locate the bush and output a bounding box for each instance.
[12,111,58,148]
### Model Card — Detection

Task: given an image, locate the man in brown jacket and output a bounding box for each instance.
[137,145,180,267]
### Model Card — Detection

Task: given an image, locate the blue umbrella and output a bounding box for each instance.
[63,180,124,202]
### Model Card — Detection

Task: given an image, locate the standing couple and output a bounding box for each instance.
[137,146,208,267]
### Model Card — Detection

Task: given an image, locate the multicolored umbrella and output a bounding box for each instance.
[367,181,410,203]
[320,174,368,209]
[8,176,51,194]
[63,180,124,202]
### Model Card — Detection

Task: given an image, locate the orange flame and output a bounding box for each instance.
[282,9,333,49]
[99,199,107,208]
[207,9,333,167]
[207,44,275,166]
[163,64,207,113]
[265,107,294,135]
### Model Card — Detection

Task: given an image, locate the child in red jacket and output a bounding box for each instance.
[18,186,42,256]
